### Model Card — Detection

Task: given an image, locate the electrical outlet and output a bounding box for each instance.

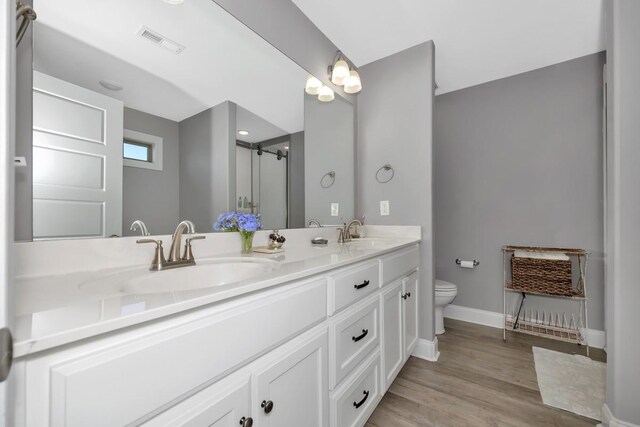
[380,200,390,216]
[331,203,339,216]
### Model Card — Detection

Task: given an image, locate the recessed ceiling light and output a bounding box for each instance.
[238,130,249,136]
[163,0,185,4]
[99,80,123,91]
[284,146,289,150]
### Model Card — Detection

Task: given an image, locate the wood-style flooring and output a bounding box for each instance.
[366,318,607,427]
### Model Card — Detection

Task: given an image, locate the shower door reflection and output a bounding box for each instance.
[236,143,288,230]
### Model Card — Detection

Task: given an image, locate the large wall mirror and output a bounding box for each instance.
[16,0,355,241]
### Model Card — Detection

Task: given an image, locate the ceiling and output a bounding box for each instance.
[292,0,605,94]
[236,105,288,144]
[33,0,308,133]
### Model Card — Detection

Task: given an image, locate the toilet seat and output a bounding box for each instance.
[435,280,457,292]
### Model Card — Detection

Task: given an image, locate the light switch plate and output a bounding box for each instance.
[331,203,339,216]
[380,200,390,216]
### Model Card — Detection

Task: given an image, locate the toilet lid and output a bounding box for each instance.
[435,280,457,291]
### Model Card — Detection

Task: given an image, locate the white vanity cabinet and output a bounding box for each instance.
[403,271,419,357]
[142,370,253,427]
[253,329,329,427]
[144,328,329,427]
[379,249,420,391]
[14,242,421,427]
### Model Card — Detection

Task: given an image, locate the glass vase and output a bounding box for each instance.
[239,230,255,254]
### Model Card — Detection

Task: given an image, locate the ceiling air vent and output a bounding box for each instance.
[137,26,185,54]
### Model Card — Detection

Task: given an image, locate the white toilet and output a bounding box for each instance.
[435,279,458,335]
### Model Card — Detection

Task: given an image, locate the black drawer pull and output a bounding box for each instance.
[354,280,370,290]
[353,390,370,409]
[352,329,369,342]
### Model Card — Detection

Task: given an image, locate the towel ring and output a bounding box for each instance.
[321,171,336,188]
[375,164,394,183]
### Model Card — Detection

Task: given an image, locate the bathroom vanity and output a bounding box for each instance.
[12,227,421,427]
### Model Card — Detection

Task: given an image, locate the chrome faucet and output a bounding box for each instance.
[130,220,150,236]
[337,219,362,243]
[307,219,323,228]
[137,220,204,271]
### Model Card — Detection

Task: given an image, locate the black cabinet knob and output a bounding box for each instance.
[261,400,274,414]
[239,417,253,427]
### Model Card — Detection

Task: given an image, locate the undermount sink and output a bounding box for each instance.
[345,238,404,249]
[79,258,280,295]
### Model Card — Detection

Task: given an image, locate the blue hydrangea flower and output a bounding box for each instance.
[214,212,262,233]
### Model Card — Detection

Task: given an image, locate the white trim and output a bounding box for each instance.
[123,129,163,171]
[444,304,504,328]
[0,1,15,423]
[411,337,439,362]
[602,403,640,427]
[444,304,607,349]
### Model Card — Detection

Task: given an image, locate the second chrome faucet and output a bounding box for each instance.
[137,220,205,271]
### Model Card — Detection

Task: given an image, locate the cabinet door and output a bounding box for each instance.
[254,330,329,427]
[143,372,252,427]
[381,280,404,391]
[403,273,419,359]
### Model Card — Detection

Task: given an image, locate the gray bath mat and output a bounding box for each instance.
[532,346,606,420]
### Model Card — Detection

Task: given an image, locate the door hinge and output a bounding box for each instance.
[0,327,13,383]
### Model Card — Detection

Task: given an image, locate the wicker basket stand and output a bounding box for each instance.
[502,246,589,355]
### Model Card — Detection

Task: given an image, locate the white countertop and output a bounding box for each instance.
[14,226,420,357]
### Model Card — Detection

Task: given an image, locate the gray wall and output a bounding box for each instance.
[122,108,180,236]
[357,42,435,341]
[434,53,606,330]
[14,0,33,241]
[304,94,355,225]
[605,0,640,424]
[179,102,236,232]
[288,131,305,228]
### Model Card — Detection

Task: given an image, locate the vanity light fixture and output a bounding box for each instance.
[238,130,249,136]
[328,51,362,94]
[330,58,350,85]
[344,70,362,94]
[305,76,323,95]
[317,85,335,102]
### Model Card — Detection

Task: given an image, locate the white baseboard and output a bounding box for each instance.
[444,304,504,328]
[444,304,606,349]
[412,337,439,362]
[602,403,640,427]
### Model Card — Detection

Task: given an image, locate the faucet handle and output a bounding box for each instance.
[183,235,206,261]
[137,239,166,271]
[337,228,346,243]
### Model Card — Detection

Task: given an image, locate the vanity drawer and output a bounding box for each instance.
[330,349,381,427]
[328,261,380,315]
[329,298,379,388]
[48,279,327,427]
[380,246,419,285]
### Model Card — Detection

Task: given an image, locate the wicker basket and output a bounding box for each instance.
[511,255,574,296]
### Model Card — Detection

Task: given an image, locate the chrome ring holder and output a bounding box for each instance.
[375,164,394,183]
[321,171,336,188]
